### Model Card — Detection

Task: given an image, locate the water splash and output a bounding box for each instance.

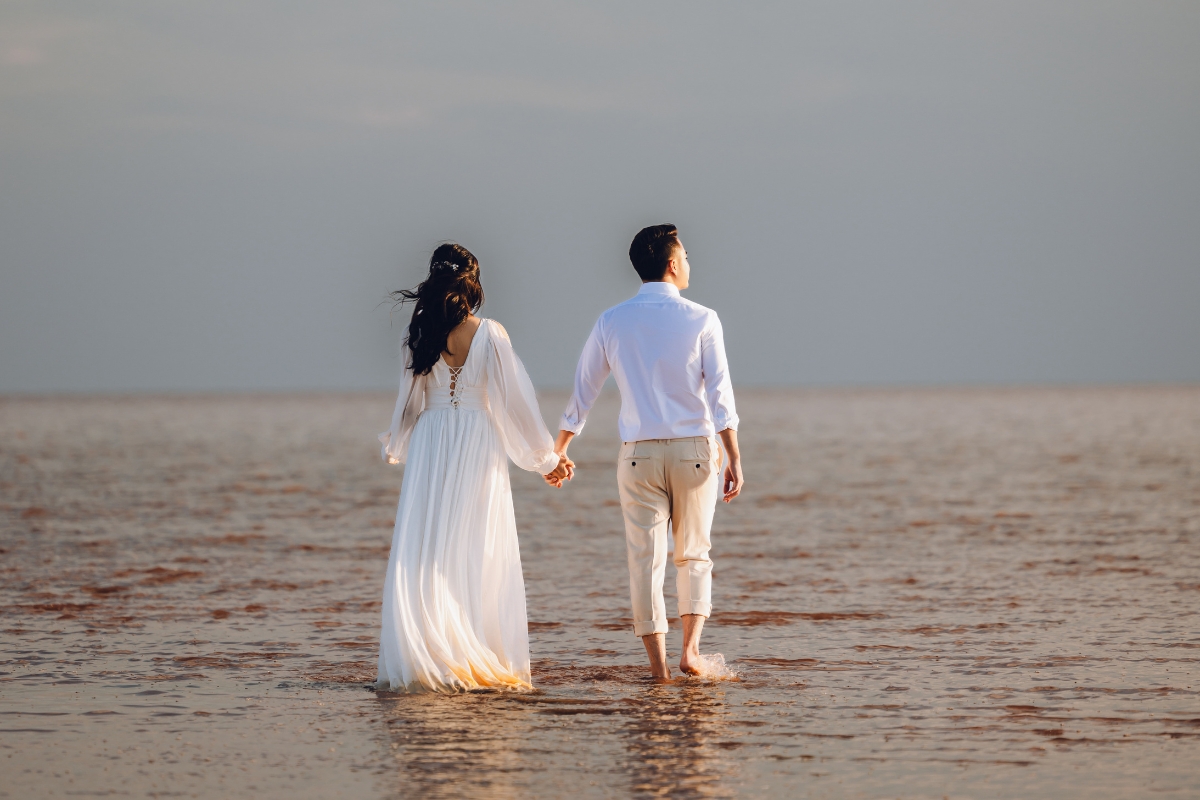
[688,653,740,680]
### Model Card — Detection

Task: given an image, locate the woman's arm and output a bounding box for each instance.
[378,356,426,465]
[485,321,571,478]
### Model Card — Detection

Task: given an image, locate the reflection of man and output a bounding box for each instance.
[623,685,732,793]
[551,224,744,681]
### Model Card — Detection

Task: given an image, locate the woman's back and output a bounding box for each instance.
[442,315,482,369]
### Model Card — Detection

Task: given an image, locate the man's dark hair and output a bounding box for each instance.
[628,224,681,282]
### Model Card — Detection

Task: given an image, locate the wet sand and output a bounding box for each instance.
[1,387,1198,798]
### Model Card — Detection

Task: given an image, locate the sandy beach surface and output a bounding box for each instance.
[1,387,1198,798]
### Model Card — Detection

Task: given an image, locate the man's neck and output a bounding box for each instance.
[643,278,685,291]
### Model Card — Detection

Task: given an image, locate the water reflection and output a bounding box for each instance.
[375,691,543,799]
[5,391,1198,798]
[621,684,737,799]
[373,680,739,799]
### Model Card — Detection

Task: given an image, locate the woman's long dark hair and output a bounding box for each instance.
[391,243,484,375]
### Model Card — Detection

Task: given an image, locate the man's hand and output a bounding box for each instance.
[718,428,743,502]
[544,453,575,488]
[722,459,743,502]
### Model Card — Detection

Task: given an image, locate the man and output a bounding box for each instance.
[550,224,743,681]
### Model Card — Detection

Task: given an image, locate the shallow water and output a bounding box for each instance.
[1,388,1198,798]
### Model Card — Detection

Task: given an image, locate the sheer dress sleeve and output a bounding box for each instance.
[484,320,560,475]
[378,354,427,465]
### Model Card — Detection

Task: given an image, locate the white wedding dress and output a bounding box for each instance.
[376,319,559,693]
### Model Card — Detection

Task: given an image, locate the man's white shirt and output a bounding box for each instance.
[561,281,739,442]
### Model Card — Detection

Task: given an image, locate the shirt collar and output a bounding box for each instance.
[636,282,680,298]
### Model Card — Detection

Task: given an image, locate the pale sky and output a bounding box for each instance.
[2,1,1198,392]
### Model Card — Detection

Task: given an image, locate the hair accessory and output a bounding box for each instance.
[432,260,462,274]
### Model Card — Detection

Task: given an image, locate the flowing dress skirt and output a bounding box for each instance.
[376,405,532,693]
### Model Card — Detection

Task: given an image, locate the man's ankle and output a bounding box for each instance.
[641,632,671,679]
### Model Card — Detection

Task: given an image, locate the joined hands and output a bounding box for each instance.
[544,430,577,489]
[544,452,575,488]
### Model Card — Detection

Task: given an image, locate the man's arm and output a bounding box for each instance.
[557,320,609,445]
[704,314,742,501]
[700,315,739,434]
[554,429,576,454]
[545,319,608,485]
[718,427,743,502]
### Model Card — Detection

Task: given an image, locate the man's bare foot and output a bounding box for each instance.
[678,614,706,675]
[642,633,673,682]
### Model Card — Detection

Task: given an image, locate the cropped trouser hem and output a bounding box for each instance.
[634,619,669,637]
[617,436,719,638]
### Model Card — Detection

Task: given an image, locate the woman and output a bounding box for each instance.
[377,243,572,693]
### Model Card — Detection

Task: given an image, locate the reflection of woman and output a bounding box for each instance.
[376,243,572,693]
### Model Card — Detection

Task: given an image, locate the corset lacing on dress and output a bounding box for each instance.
[448,366,463,409]
[425,369,487,411]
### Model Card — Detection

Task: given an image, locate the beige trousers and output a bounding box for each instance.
[616,436,720,637]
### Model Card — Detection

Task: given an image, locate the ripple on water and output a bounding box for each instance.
[0,389,1198,798]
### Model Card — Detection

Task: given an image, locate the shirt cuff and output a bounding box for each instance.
[713,414,739,432]
[559,416,585,435]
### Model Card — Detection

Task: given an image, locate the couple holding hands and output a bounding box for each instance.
[377,224,742,693]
